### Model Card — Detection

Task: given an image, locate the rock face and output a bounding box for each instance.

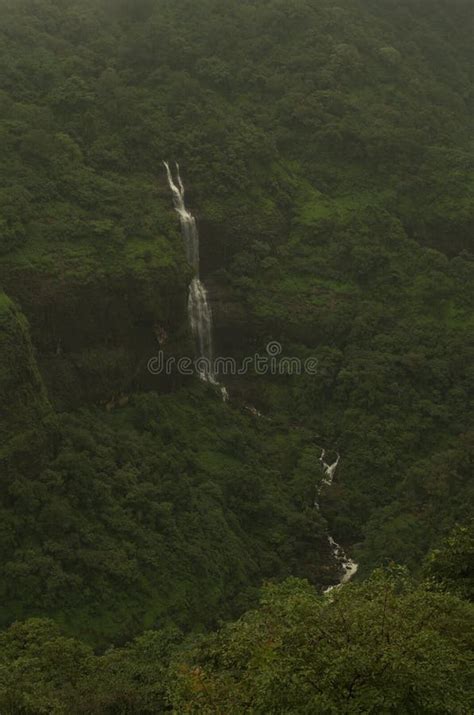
[0,242,191,410]
[0,293,57,474]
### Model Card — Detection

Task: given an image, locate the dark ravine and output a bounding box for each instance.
[0,261,190,409]
[0,293,57,473]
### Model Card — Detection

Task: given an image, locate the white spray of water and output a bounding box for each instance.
[315,448,359,593]
[164,162,200,271]
[319,448,340,489]
[163,162,227,401]
[326,536,359,590]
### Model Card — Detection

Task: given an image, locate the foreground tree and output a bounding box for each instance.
[172,571,474,714]
[0,570,472,713]
[424,522,474,602]
[0,619,92,714]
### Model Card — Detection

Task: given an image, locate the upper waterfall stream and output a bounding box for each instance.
[164,162,227,400]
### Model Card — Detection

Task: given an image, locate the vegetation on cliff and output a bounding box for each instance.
[0,0,473,709]
[0,293,56,472]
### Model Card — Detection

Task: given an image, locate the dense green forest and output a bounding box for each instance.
[0,0,473,711]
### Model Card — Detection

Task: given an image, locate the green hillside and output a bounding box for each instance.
[0,0,472,711]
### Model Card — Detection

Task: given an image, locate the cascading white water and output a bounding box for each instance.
[164,163,354,581]
[163,162,200,272]
[315,449,359,593]
[163,162,227,399]
[188,278,214,371]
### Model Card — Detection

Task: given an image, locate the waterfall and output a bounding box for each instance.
[188,278,214,372]
[315,449,359,593]
[163,162,227,399]
[326,536,359,589]
[163,162,200,272]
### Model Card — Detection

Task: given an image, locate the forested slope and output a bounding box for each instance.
[0,0,473,709]
[0,386,339,644]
